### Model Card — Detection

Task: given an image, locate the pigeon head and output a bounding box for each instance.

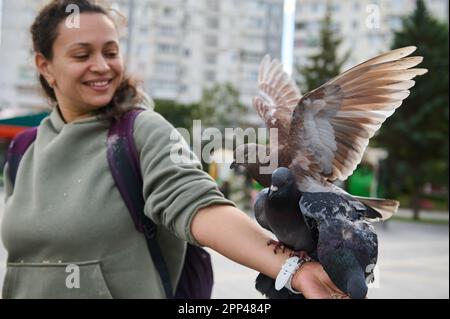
[268,167,297,200]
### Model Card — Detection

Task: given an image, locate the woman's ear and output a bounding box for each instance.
[35,53,55,87]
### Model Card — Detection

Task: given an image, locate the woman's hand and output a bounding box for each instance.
[291,261,351,299]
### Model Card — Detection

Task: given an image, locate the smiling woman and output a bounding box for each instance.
[1,0,348,300]
[30,0,141,122]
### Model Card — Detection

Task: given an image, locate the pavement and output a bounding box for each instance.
[0,188,448,299]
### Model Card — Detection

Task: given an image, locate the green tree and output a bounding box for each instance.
[199,83,249,130]
[154,99,208,134]
[296,4,350,92]
[374,0,449,219]
[154,84,248,172]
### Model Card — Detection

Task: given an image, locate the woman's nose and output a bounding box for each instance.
[90,55,111,73]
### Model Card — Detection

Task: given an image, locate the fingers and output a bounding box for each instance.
[330,292,350,299]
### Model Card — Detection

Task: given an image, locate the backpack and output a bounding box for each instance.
[5,109,214,299]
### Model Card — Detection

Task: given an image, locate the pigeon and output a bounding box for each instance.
[299,191,378,299]
[230,46,428,220]
[253,167,315,299]
[253,167,379,299]
[254,167,316,254]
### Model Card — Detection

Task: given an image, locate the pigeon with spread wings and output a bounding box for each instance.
[230,46,427,298]
[231,46,428,220]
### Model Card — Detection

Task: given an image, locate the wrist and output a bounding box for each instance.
[275,255,311,294]
[290,261,305,293]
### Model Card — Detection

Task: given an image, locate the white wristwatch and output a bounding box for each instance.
[275,256,310,294]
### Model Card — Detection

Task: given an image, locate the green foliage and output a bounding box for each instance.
[373,0,449,205]
[199,83,249,130]
[296,4,350,92]
[153,99,202,132]
[153,83,249,172]
[154,83,249,134]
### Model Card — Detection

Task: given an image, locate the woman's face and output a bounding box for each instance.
[37,13,124,121]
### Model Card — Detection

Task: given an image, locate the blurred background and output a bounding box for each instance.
[0,0,448,299]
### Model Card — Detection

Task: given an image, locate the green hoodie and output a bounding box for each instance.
[1,97,234,299]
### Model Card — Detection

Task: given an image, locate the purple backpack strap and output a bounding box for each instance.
[107,109,213,299]
[107,109,146,232]
[5,127,38,186]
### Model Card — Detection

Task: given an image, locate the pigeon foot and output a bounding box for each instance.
[266,239,286,254]
[289,250,311,260]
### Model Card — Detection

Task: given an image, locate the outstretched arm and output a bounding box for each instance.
[191,204,349,299]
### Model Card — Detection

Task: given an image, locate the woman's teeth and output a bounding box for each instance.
[86,80,110,87]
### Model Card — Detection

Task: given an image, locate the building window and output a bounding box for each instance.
[247,17,264,29]
[204,71,216,82]
[179,84,188,93]
[205,35,218,47]
[296,22,307,30]
[332,3,341,12]
[205,53,217,64]
[156,62,177,74]
[245,70,258,81]
[163,7,174,17]
[206,18,219,29]
[157,43,179,54]
[206,0,220,11]
[306,37,319,48]
[240,51,264,63]
[249,0,265,11]
[151,80,178,91]
[139,25,149,34]
[159,25,176,36]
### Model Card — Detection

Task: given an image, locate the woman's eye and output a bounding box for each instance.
[105,52,118,58]
[74,55,89,60]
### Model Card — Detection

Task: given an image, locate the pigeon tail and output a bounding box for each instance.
[347,269,368,299]
[353,196,399,221]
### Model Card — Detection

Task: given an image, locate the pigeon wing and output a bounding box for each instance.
[252,55,301,153]
[288,46,427,182]
[253,188,273,232]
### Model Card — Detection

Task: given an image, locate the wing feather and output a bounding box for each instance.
[288,46,427,182]
[252,55,302,152]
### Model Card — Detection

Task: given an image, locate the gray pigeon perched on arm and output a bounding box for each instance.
[231,46,428,220]
[253,168,315,299]
[255,168,315,253]
[299,192,378,299]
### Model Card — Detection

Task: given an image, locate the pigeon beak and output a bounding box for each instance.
[230,161,237,169]
[268,185,279,199]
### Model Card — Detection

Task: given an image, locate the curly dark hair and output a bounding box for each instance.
[30,0,142,120]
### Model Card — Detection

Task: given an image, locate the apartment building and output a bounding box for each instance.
[293,0,449,83]
[0,0,285,116]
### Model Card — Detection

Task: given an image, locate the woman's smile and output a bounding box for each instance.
[83,78,113,92]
